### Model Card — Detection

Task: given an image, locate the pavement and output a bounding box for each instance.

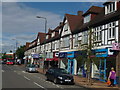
[36,66,119,89]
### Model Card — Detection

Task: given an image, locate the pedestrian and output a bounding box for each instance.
[108,67,116,87]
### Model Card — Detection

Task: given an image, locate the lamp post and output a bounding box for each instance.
[12,38,19,62]
[36,16,47,72]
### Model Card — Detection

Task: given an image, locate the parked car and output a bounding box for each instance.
[25,64,38,73]
[6,60,14,65]
[45,68,74,84]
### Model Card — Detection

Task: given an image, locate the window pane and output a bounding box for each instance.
[112,27,115,37]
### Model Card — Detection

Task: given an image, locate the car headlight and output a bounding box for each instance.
[29,68,32,71]
[58,76,63,80]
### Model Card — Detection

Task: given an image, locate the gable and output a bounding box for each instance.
[61,19,72,37]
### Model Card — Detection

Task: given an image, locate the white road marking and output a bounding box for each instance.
[33,82,44,88]
[24,76,30,81]
[56,85,60,88]
[52,83,55,85]
[2,70,4,72]
[14,70,16,72]
[22,71,26,73]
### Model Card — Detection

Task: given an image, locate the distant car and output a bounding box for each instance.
[6,60,14,65]
[25,64,38,73]
[45,68,74,84]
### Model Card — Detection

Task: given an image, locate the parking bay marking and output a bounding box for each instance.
[2,70,4,72]
[33,82,45,89]
[24,76,30,81]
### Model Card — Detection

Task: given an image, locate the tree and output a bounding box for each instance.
[78,27,96,85]
[15,45,25,59]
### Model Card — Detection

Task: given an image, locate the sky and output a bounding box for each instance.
[1,1,105,53]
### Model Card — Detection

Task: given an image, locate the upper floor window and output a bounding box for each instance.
[108,21,117,39]
[84,14,91,23]
[81,31,88,44]
[74,34,78,46]
[105,2,117,15]
[62,37,69,47]
[56,41,59,49]
[52,42,55,50]
[94,26,102,41]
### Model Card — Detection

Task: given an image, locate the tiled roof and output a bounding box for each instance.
[82,6,103,16]
[65,14,83,33]
[73,5,120,34]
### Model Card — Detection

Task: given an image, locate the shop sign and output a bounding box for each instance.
[95,49,108,57]
[59,52,67,58]
[32,54,39,58]
[108,47,114,55]
[55,53,59,57]
[67,52,74,58]
[112,43,120,51]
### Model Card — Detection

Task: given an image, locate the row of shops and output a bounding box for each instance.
[24,44,119,82]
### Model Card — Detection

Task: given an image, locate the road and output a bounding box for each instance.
[2,64,89,90]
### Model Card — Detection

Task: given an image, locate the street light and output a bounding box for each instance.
[36,16,47,72]
[12,38,18,52]
[36,16,47,34]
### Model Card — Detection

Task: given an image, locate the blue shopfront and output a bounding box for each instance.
[67,51,78,75]
[95,48,116,82]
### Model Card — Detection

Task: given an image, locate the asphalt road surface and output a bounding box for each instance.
[2,64,89,90]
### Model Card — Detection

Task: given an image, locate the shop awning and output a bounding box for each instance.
[46,58,54,61]
[46,58,58,61]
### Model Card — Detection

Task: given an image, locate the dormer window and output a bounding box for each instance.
[84,14,91,23]
[105,2,117,15]
[51,32,55,37]
[46,35,49,39]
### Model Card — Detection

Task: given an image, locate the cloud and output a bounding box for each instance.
[2,2,62,34]
[2,2,62,52]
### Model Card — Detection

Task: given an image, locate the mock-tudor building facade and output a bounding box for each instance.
[24,1,120,82]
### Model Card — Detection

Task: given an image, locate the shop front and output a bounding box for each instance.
[67,51,78,75]
[58,52,67,69]
[95,48,116,82]
[31,54,40,66]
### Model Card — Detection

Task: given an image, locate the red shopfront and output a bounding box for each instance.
[45,52,59,68]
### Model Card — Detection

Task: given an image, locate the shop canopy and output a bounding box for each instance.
[46,58,58,61]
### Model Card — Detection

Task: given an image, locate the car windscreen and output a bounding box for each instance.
[7,60,14,62]
[56,69,69,74]
[27,64,36,68]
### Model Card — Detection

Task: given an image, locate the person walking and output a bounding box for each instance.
[108,67,116,87]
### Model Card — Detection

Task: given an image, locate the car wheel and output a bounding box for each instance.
[53,78,57,84]
[46,77,49,81]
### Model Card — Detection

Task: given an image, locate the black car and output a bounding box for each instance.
[45,68,74,84]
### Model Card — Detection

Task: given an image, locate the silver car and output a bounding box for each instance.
[25,64,38,73]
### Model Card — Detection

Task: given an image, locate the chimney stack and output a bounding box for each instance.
[77,11,83,16]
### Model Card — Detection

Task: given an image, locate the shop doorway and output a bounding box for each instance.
[99,59,106,82]
[68,59,74,75]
